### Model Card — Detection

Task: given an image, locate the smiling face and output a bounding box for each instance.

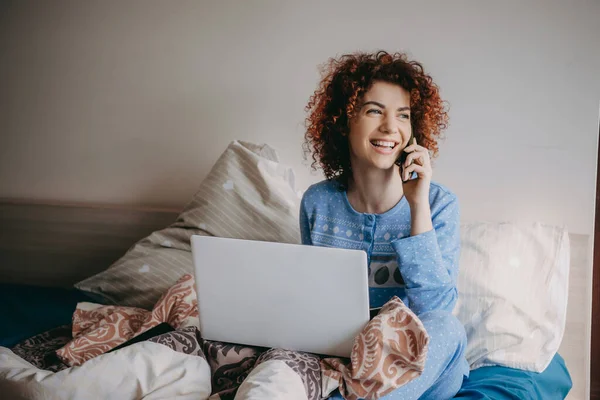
[347,81,412,172]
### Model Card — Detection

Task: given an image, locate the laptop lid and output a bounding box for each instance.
[191,235,369,357]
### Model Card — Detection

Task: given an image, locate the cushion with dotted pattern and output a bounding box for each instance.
[75,140,301,309]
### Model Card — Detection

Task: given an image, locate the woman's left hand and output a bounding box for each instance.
[401,138,432,207]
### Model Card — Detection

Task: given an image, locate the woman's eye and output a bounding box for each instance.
[367,109,382,115]
[398,113,410,120]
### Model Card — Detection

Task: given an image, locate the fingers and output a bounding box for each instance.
[403,163,428,181]
[403,137,421,152]
[404,150,427,167]
[403,139,430,167]
[404,137,433,154]
[403,143,427,153]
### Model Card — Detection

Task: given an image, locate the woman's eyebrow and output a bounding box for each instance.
[362,101,385,108]
[362,101,410,112]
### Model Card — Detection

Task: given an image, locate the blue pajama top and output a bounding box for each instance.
[299,179,461,315]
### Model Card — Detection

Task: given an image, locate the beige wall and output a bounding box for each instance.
[1,0,598,234]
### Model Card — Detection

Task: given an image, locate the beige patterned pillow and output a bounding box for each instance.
[75,141,301,308]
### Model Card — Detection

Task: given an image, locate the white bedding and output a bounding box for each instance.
[0,341,212,400]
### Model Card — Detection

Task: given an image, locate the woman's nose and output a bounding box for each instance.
[380,116,397,134]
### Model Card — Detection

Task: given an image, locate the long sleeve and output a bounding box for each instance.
[299,194,313,245]
[390,193,461,315]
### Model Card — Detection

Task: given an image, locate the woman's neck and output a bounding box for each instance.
[346,166,404,214]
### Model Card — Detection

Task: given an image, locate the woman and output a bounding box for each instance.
[300,51,469,399]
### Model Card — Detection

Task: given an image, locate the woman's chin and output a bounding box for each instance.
[352,156,401,173]
[375,157,400,169]
[368,160,400,173]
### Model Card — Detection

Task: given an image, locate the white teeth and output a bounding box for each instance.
[371,140,396,149]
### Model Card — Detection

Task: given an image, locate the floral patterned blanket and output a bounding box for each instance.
[4,274,428,400]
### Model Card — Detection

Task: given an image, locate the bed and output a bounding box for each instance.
[0,142,590,399]
[0,282,574,400]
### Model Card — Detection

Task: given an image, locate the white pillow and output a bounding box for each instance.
[0,341,212,399]
[75,140,301,308]
[454,221,570,372]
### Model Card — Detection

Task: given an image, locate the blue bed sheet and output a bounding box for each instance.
[0,283,94,348]
[0,284,573,399]
[454,353,572,399]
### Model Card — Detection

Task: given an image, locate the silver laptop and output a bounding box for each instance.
[190,235,370,357]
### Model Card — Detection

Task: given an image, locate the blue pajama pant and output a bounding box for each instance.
[329,310,469,400]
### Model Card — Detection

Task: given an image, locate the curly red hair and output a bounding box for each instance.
[304,51,449,187]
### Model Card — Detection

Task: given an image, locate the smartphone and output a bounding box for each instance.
[395,133,414,181]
